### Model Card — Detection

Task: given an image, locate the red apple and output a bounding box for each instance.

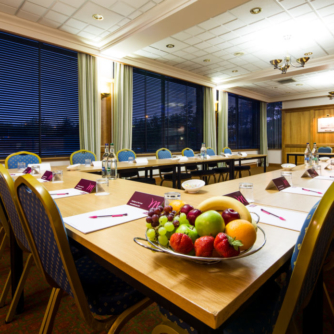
[170,233,194,254]
[222,209,240,225]
[187,209,202,226]
[180,204,194,215]
[194,236,214,257]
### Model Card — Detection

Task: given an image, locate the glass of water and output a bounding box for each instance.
[164,192,181,206]
[281,171,293,186]
[95,178,110,196]
[85,159,91,167]
[128,157,134,163]
[31,165,40,174]
[315,165,322,175]
[18,162,26,171]
[52,170,63,183]
[239,182,254,203]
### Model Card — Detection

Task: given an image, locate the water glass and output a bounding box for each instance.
[128,157,134,163]
[18,162,26,171]
[315,165,322,175]
[239,182,254,203]
[95,178,110,196]
[52,170,63,183]
[164,192,181,206]
[31,165,40,175]
[85,159,91,167]
[281,171,293,186]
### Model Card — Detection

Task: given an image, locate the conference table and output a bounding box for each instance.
[9,161,332,333]
[287,151,334,165]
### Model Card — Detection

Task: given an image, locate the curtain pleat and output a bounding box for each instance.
[203,87,217,153]
[260,101,269,166]
[78,53,101,160]
[218,91,228,154]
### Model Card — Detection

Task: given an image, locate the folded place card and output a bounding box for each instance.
[127,191,164,210]
[325,164,333,170]
[41,171,53,181]
[266,177,291,191]
[301,168,319,178]
[23,167,32,174]
[134,158,148,164]
[74,179,96,193]
[28,163,51,171]
[67,164,81,170]
[224,191,249,206]
[92,161,102,168]
[238,152,247,157]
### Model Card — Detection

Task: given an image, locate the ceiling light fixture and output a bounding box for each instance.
[269,55,310,74]
[328,91,334,100]
[304,52,313,56]
[250,7,262,14]
[203,59,211,62]
[234,52,244,56]
[92,14,104,20]
[166,44,175,48]
[232,70,238,73]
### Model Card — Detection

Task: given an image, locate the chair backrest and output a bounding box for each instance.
[0,165,30,252]
[206,147,215,156]
[223,147,232,154]
[156,148,172,159]
[182,148,195,157]
[318,146,332,153]
[273,182,334,333]
[5,151,41,169]
[70,150,96,165]
[0,198,11,242]
[14,174,95,324]
[117,149,136,162]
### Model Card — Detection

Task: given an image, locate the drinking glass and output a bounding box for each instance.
[52,170,63,183]
[18,162,26,171]
[85,159,91,167]
[331,159,334,170]
[315,165,322,175]
[95,178,110,196]
[31,165,40,175]
[164,192,181,206]
[128,157,134,163]
[281,171,293,186]
[239,182,254,203]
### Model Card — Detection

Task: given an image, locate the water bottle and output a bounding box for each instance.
[304,143,312,168]
[312,143,319,166]
[102,143,109,178]
[107,143,115,179]
[109,158,117,180]
[200,143,207,159]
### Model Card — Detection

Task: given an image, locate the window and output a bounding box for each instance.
[267,102,282,149]
[132,68,203,153]
[228,93,260,149]
[0,32,79,158]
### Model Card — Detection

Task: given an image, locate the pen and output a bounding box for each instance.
[261,208,286,221]
[89,214,128,219]
[301,188,323,195]
[51,193,69,196]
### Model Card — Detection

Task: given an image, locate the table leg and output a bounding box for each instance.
[145,169,148,178]
[178,165,181,189]
[295,154,297,166]
[149,168,153,178]
[263,157,266,173]
[10,229,24,314]
[229,161,235,180]
[172,166,176,189]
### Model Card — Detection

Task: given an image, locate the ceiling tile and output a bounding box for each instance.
[182,46,199,53]
[268,11,291,24]
[289,3,312,16]
[60,24,81,34]
[219,31,239,42]
[128,10,142,19]
[312,0,334,9]
[318,4,334,16]
[223,19,247,31]
[184,26,205,36]
[141,1,155,12]
[205,45,220,53]
[0,3,17,14]
[118,17,130,26]
[45,10,68,24]
[99,30,110,38]
[209,25,230,36]
[196,31,216,41]
[123,0,148,8]
[91,0,117,9]
[39,17,60,29]
[22,1,47,15]
[52,2,77,16]
[108,25,120,33]
[0,0,23,7]
[213,49,228,57]
[198,13,236,30]
[153,0,164,3]
[194,41,212,49]
[78,31,96,40]
[151,37,188,52]
[59,0,85,7]
[145,46,168,56]
[279,0,306,10]
[216,41,233,50]
[184,36,202,45]
[172,31,192,41]
[83,24,105,35]
[66,17,87,29]
[110,2,135,16]
[193,50,207,57]
[17,9,40,22]
[192,54,221,65]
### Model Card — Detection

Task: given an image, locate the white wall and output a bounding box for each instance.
[268,150,282,164]
[283,96,334,109]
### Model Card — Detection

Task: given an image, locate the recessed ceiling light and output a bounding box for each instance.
[304,52,313,56]
[296,83,303,86]
[166,44,175,48]
[92,14,104,20]
[234,52,244,56]
[232,70,238,73]
[203,59,211,62]
[250,7,262,14]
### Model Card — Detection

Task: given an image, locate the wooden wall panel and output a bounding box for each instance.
[282,104,334,163]
[100,82,113,157]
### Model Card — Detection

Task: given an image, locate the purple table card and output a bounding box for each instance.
[23,167,32,174]
[224,191,249,206]
[301,168,319,178]
[266,177,291,191]
[41,171,53,181]
[74,179,96,193]
[127,191,164,210]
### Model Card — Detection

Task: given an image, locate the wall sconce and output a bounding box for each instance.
[101,93,111,98]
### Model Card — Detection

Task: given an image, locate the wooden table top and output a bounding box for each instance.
[288,151,334,156]
[13,159,331,330]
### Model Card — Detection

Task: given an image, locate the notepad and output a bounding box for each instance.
[49,188,88,199]
[281,186,324,197]
[314,176,334,181]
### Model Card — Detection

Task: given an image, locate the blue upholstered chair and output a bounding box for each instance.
[5,151,41,169]
[156,148,191,187]
[15,174,152,334]
[70,149,96,165]
[318,146,332,153]
[207,147,230,182]
[223,147,251,178]
[181,148,216,184]
[153,183,334,334]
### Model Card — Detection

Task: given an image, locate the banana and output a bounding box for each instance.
[197,196,252,223]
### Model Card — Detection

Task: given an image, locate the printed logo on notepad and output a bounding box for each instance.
[266,177,291,191]
[224,191,249,206]
[127,191,164,210]
[74,179,96,193]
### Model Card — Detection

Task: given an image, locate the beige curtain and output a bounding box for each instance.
[113,62,133,153]
[218,91,228,154]
[203,87,217,153]
[78,53,101,160]
[260,101,269,166]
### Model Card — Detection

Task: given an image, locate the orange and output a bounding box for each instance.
[168,200,186,213]
[225,219,256,251]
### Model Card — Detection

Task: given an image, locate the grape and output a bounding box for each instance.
[173,220,180,228]
[173,215,180,221]
[167,214,174,222]
[146,216,152,224]
[154,208,161,215]
[158,205,164,212]
[165,222,174,232]
[171,210,177,215]
[159,215,168,226]
[179,213,189,225]
[146,222,152,229]
[148,208,155,217]
[164,205,173,214]
[152,214,159,224]
[147,229,156,240]
[158,227,166,235]
[158,235,168,246]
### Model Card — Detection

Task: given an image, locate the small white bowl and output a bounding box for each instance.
[319,157,330,162]
[281,163,296,171]
[182,180,205,193]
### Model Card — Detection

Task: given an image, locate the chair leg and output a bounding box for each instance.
[39,287,63,334]
[5,253,34,323]
[248,169,251,176]
[323,282,334,331]
[108,297,152,334]
[212,174,216,183]
[0,233,9,259]
[0,270,11,308]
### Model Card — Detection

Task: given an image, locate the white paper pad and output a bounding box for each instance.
[28,163,51,171]
[247,204,308,231]
[179,157,188,161]
[314,176,334,181]
[135,158,148,164]
[281,186,324,197]
[64,204,147,234]
[92,161,102,168]
[49,188,88,199]
[67,164,81,170]
[37,178,49,183]
[10,173,24,177]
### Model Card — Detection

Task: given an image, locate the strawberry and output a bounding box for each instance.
[170,233,194,254]
[194,236,214,257]
[214,233,243,258]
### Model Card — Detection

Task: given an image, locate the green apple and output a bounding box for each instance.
[175,224,199,243]
[195,210,225,237]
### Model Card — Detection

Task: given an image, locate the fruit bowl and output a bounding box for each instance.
[182,180,205,193]
[134,226,266,265]
[281,163,296,171]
